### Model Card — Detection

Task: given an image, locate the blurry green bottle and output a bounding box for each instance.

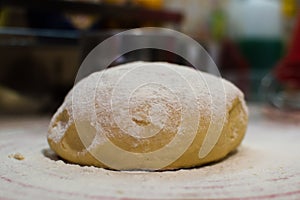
[226,0,284,100]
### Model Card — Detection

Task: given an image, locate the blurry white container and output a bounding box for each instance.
[226,0,283,39]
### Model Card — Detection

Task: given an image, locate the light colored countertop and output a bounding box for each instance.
[0,105,299,200]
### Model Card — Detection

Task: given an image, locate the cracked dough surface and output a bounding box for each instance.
[47,62,248,170]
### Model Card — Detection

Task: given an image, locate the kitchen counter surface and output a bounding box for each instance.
[0,105,299,200]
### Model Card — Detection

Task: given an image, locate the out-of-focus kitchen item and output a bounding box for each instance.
[219,38,250,96]
[275,14,300,91]
[65,0,102,30]
[282,0,298,39]
[261,13,300,123]
[226,0,283,101]
[206,1,250,97]
[79,28,211,78]
[0,85,47,114]
[261,73,300,124]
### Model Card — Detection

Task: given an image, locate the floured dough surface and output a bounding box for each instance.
[47,62,248,170]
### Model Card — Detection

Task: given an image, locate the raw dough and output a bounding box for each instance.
[48,62,248,170]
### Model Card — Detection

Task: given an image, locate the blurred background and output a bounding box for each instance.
[0,0,299,115]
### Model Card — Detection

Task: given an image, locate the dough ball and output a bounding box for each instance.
[48,62,248,170]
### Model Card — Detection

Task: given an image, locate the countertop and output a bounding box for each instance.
[0,105,299,200]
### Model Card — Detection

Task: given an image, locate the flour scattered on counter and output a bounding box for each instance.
[9,152,25,160]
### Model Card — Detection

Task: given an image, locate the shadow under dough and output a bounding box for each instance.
[41,148,89,167]
[42,148,60,161]
[41,147,240,172]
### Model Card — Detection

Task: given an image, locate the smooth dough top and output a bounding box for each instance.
[48,61,248,170]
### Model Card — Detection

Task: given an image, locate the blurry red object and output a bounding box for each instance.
[275,14,300,89]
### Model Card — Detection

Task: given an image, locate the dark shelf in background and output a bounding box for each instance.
[0,0,183,24]
[0,0,183,46]
[0,27,80,46]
